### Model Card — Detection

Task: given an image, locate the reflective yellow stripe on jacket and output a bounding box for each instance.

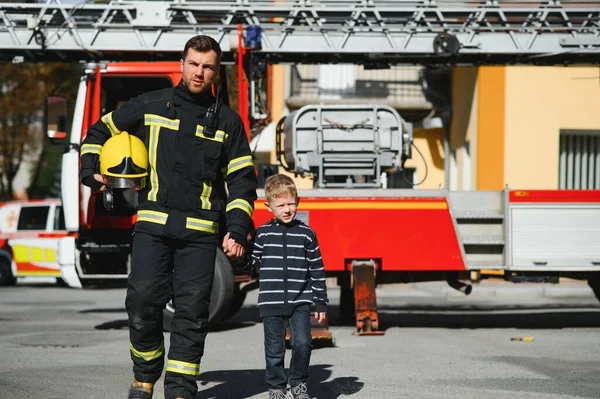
[195,125,227,143]
[101,112,120,136]
[226,199,253,218]
[136,210,168,225]
[227,155,254,176]
[185,217,218,234]
[144,114,180,202]
[200,181,212,210]
[166,359,200,376]
[80,143,102,156]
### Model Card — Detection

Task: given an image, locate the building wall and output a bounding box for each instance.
[449,65,600,191]
[450,67,478,191]
[504,66,600,189]
[476,67,506,190]
[403,128,445,189]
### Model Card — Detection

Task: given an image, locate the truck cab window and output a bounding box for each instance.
[17,206,50,231]
[101,76,173,115]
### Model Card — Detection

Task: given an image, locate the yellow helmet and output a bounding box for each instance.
[99,131,148,189]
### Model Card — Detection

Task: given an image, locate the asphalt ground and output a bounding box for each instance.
[1,279,599,399]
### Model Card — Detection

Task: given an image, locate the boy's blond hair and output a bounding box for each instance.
[264,174,298,202]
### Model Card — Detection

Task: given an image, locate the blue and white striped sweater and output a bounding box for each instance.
[247,219,328,317]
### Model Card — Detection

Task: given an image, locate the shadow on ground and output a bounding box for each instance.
[227,303,600,331]
[85,301,600,332]
[195,364,363,399]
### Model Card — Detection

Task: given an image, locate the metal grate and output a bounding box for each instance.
[290,64,431,109]
[559,130,600,189]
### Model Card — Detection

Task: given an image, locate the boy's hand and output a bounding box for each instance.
[314,312,326,323]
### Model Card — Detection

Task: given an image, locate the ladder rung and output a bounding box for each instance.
[0,1,599,64]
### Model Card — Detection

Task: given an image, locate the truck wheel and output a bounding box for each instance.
[225,283,248,318]
[589,274,600,302]
[339,274,355,321]
[0,258,17,286]
[339,285,355,320]
[163,248,235,331]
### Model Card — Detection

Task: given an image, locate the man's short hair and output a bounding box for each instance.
[264,174,298,202]
[182,35,222,64]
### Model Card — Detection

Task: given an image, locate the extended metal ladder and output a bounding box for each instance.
[1,0,599,64]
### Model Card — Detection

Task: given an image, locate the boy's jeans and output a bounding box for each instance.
[263,307,312,390]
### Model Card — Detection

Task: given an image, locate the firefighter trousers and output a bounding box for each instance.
[126,232,217,399]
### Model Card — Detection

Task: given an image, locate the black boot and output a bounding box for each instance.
[127,380,154,399]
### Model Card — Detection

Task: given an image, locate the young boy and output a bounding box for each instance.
[243,174,328,399]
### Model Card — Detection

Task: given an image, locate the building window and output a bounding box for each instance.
[559,130,600,189]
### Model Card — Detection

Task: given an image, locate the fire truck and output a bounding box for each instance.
[1,0,600,334]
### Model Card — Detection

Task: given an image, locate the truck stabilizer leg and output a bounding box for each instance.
[352,260,385,336]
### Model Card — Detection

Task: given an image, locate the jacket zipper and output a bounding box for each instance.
[166,105,178,207]
[282,224,289,314]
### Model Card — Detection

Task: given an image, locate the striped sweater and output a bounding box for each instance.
[246,219,328,318]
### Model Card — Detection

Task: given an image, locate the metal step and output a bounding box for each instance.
[449,191,506,266]
[449,191,505,219]
[461,236,505,246]
[454,211,504,220]
[465,254,505,268]
[456,222,504,238]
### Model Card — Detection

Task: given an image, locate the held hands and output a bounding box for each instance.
[314,312,327,324]
[222,232,245,261]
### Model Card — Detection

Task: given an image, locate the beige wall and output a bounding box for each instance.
[450,67,478,190]
[404,128,445,189]
[504,67,600,189]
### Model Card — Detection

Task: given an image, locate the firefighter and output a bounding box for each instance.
[79,35,258,399]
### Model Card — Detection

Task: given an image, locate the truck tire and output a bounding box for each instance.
[0,258,17,286]
[225,283,248,318]
[339,285,355,320]
[163,248,235,331]
[339,274,355,321]
[589,274,600,302]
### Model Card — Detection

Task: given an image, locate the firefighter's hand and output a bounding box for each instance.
[223,232,245,260]
[93,174,107,192]
[314,312,327,324]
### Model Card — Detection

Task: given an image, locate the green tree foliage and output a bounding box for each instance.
[27,64,80,199]
[0,62,79,200]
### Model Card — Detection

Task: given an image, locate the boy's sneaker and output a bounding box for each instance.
[127,380,154,399]
[288,382,310,399]
[268,388,287,399]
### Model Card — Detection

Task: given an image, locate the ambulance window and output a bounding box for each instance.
[54,206,66,231]
[17,206,50,231]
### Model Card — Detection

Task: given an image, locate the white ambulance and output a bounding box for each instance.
[0,199,67,285]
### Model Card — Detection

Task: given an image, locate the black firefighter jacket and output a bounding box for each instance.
[80,80,258,244]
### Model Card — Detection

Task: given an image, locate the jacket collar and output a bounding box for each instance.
[174,80,215,107]
[269,219,299,228]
